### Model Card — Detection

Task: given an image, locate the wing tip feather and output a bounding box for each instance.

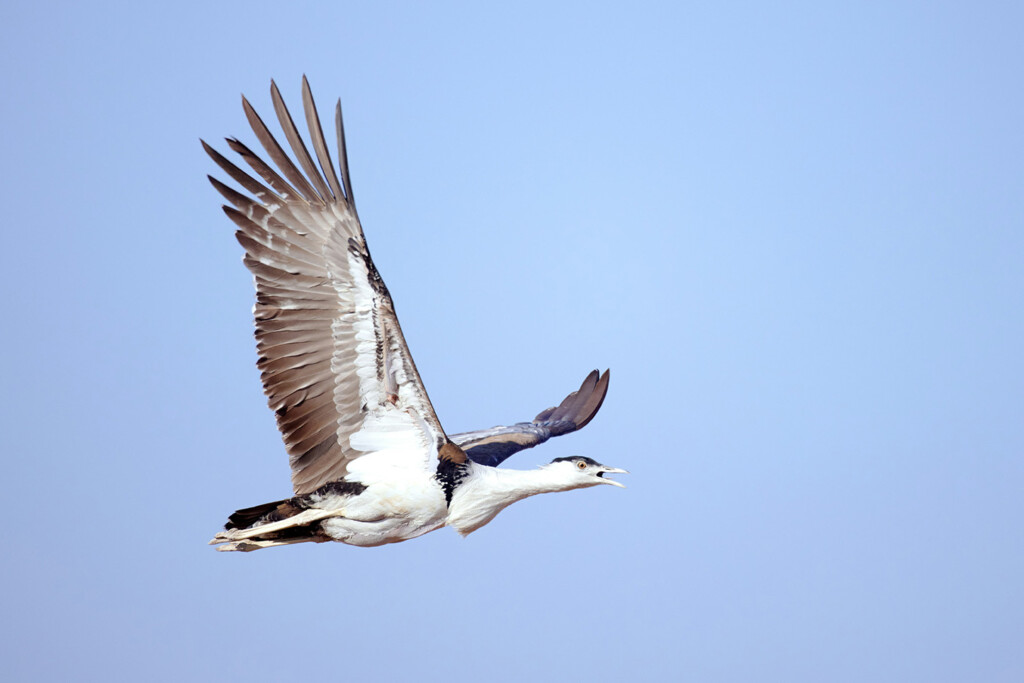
[574,368,610,430]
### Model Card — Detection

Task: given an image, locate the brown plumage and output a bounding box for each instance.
[204,76,450,495]
[449,370,610,467]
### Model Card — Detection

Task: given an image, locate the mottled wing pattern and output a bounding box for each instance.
[205,77,458,495]
[451,370,610,467]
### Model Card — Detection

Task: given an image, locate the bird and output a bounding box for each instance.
[205,78,626,551]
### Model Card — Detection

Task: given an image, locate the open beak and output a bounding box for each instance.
[596,466,629,488]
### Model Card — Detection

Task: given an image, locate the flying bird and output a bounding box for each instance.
[206,78,624,551]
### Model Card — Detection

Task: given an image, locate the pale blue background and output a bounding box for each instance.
[2,2,1022,681]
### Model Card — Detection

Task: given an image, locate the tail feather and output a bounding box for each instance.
[213,480,368,552]
[225,498,302,530]
[211,501,342,552]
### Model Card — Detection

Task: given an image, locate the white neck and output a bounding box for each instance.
[445,464,586,536]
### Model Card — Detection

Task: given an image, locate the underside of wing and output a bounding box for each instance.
[450,369,610,467]
[205,77,459,494]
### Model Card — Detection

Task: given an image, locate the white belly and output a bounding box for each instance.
[319,476,448,547]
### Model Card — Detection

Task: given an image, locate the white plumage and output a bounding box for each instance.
[207,78,625,552]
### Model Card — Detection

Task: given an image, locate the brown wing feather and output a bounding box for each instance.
[207,78,455,494]
[270,79,334,202]
[300,76,346,201]
[450,370,610,467]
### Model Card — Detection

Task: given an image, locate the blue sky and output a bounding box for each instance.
[2,2,1022,681]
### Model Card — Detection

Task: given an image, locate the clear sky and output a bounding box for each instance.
[2,2,1022,681]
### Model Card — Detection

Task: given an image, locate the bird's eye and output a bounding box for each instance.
[576,460,588,470]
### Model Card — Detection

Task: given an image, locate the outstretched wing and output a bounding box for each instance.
[450,370,610,467]
[205,77,463,495]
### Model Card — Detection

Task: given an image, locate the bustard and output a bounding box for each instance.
[206,78,625,551]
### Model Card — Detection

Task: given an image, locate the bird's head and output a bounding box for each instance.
[546,456,628,489]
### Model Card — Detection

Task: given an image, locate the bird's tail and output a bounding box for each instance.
[209,497,336,552]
